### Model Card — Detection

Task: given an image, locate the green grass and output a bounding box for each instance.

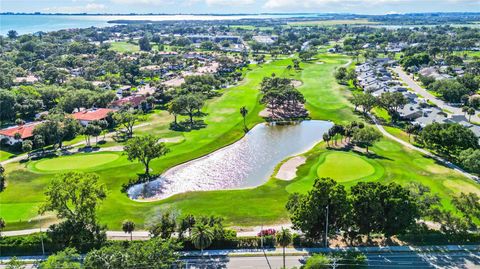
[452,50,480,59]
[372,107,391,123]
[229,25,274,31]
[383,126,411,144]
[109,41,140,53]
[0,150,18,162]
[2,54,479,230]
[30,153,122,173]
[316,152,377,182]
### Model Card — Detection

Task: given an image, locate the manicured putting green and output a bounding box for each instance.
[317,152,375,182]
[33,153,120,171]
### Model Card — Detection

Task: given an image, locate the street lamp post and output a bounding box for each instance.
[325,205,329,249]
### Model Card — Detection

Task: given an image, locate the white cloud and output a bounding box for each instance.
[205,0,256,5]
[42,3,106,13]
[110,0,170,4]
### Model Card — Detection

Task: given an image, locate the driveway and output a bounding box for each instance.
[392,66,480,123]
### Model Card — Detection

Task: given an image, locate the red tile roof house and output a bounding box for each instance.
[0,122,42,145]
[109,95,148,110]
[71,108,115,126]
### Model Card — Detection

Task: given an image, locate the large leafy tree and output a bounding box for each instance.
[418,123,478,156]
[83,245,128,269]
[85,238,180,269]
[351,182,419,238]
[176,94,205,125]
[113,110,139,138]
[286,178,351,241]
[452,192,480,229]
[430,80,471,103]
[33,113,81,149]
[0,164,5,192]
[458,149,480,173]
[378,92,407,115]
[0,89,16,122]
[40,172,107,250]
[139,36,151,51]
[352,126,382,153]
[124,135,169,175]
[39,248,81,269]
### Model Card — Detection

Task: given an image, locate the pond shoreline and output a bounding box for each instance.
[127,120,333,201]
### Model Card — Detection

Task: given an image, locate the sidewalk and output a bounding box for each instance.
[2,223,294,239]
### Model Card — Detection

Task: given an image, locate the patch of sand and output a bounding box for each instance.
[159,136,184,143]
[98,146,124,152]
[291,80,303,87]
[276,156,307,180]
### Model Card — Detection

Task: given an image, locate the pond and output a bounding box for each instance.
[128,120,333,201]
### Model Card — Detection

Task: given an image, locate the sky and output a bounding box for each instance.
[1,0,480,15]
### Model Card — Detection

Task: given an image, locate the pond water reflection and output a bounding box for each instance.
[128,120,333,200]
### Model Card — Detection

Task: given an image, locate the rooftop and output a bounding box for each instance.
[0,122,42,139]
[71,108,114,122]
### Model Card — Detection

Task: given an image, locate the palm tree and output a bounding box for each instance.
[191,223,214,253]
[276,227,292,269]
[240,106,248,131]
[467,107,476,122]
[122,220,135,241]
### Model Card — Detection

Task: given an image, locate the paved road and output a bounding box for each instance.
[4,252,479,269]
[2,246,479,268]
[392,66,480,123]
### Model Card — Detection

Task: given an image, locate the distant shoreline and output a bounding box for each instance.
[1,12,321,16]
[1,12,479,16]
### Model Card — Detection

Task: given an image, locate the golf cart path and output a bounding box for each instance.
[0,122,150,166]
[368,113,478,182]
[2,223,294,239]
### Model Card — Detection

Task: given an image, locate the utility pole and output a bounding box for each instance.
[325,205,329,249]
[40,224,45,256]
[260,224,272,269]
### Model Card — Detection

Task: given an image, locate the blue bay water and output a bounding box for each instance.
[0,14,317,35]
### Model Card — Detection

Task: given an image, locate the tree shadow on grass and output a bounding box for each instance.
[328,143,393,161]
[170,119,207,132]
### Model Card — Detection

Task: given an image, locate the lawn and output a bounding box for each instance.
[109,41,140,53]
[0,149,18,162]
[2,54,479,230]
[316,152,378,182]
[30,153,122,173]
